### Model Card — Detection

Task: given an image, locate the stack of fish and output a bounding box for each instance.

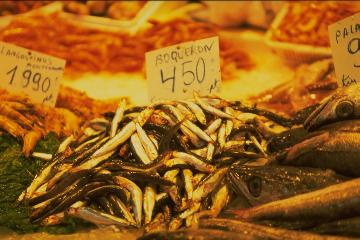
[21,85,360,239]
[19,92,291,231]
[140,85,360,239]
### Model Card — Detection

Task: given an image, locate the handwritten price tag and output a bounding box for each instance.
[0,42,66,106]
[329,12,360,88]
[146,36,221,102]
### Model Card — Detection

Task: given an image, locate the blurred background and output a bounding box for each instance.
[0,1,357,109]
[1,1,360,239]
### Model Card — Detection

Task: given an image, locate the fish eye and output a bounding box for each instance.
[335,100,354,118]
[247,176,262,197]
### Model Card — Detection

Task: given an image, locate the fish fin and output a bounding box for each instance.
[158,119,185,153]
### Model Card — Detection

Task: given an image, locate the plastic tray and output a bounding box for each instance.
[59,2,163,34]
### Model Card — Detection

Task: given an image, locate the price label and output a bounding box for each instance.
[0,42,66,106]
[329,12,360,88]
[146,36,221,102]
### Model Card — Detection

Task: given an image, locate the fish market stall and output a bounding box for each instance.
[0,1,360,240]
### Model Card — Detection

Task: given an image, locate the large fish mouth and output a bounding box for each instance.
[227,171,253,205]
[303,95,336,130]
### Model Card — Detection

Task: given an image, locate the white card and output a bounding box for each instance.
[0,42,66,106]
[146,36,221,102]
[329,12,360,88]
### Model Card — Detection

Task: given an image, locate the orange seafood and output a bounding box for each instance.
[0,87,124,157]
[272,2,360,47]
[0,14,253,79]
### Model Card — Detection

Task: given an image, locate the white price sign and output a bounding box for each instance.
[0,42,66,106]
[329,12,360,88]
[146,36,221,102]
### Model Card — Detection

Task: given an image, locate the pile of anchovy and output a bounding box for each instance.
[20,92,292,232]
